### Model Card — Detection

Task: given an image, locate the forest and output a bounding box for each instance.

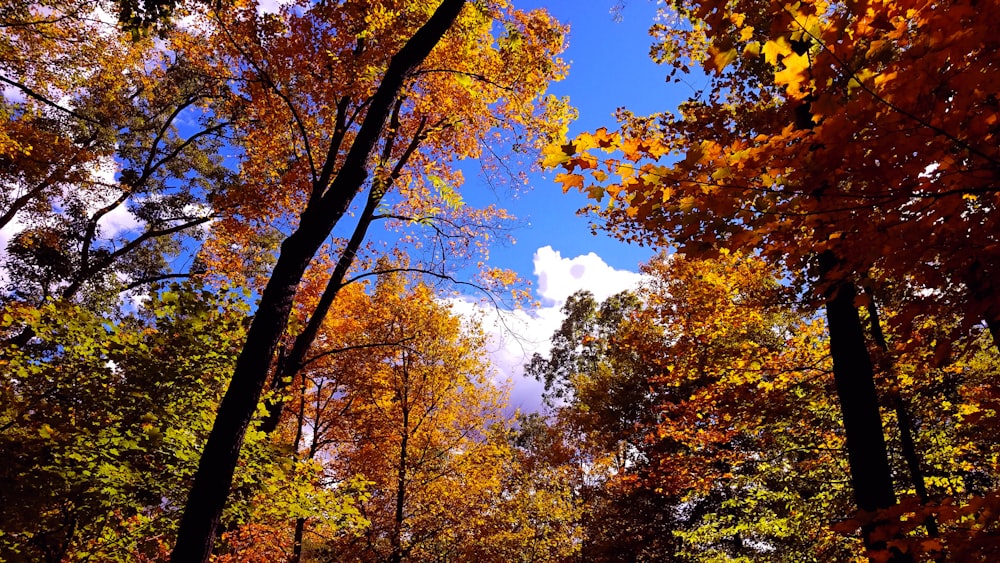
[0,0,998,561]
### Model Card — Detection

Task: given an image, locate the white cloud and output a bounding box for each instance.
[533,245,644,306]
[256,0,296,14]
[455,246,644,413]
[97,203,142,237]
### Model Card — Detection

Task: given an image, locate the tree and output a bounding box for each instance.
[527,289,653,457]
[530,252,864,560]
[1,285,229,560]
[547,0,1000,555]
[635,252,860,560]
[552,0,1000,333]
[0,1,234,378]
[461,413,583,562]
[330,272,504,561]
[260,268,580,561]
[169,0,572,559]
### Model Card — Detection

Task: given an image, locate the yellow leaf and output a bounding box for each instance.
[541,142,574,169]
[762,37,792,66]
[454,72,473,89]
[711,167,732,180]
[575,128,617,151]
[708,45,738,73]
[873,70,898,89]
[847,68,875,94]
[774,51,811,95]
[678,196,697,212]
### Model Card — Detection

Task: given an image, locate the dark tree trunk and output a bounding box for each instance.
[863,291,939,538]
[290,517,307,563]
[169,3,466,561]
[259,186,384,434]
[986,317,1000,349]
[261,93,426,436]
[825,276,895,512]
[288,374,310,563]
[819,252,903,559]
[391,360,410,563]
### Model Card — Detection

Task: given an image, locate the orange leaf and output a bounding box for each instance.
[555,172,585,192]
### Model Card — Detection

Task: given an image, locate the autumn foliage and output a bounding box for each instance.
[546,0,1000,558]
[4,0,1000,560]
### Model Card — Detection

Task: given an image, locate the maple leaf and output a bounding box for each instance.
[586,185,606,201]
[762,37,792,65]
[576,127,617,151]
[542,142,574,169]
[774,51,811,96]
[556,172,585,193]
[706,43,738,73]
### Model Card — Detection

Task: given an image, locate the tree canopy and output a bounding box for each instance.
[3,0,1000,560]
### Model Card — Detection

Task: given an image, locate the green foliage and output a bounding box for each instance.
[0,285,367,561]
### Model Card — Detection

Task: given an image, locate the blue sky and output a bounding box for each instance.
[482,0,683,279]
[452,0,696,411]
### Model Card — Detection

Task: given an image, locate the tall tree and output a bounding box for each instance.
[0,284,279,562]
[171,1,571,558]
[169,4,465,557]
[264,268,561,561]
[547,0,999,555]
[0,0,231,317]
[530,252,862,560]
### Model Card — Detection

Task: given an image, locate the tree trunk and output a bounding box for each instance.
[863,292,939,538]
[825,276,895,512]
[966,260,1000,350]
[289,374,309,563]
[260,186,384,434]
[819,253,903,559]
[169,3,466,561]
[261,90,425,436]
[391,360,410,563]
[290,517,307,563]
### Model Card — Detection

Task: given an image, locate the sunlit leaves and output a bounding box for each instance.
[529,252,864,559]
[0,285,247,560]
[272,269,581,560]
[551,0,1000,342]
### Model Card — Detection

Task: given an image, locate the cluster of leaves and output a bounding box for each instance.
[0,284,366,561]
[1,0,576,559]
[540,0,1000,558]
[551,0,1000,329]
[529,252,1000,561]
